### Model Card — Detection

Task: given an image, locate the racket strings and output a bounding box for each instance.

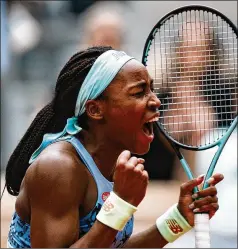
[147,10,237,147]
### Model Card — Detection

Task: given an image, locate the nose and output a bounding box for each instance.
[148,92,161,111]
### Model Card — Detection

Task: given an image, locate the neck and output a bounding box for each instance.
[76,129,122,181]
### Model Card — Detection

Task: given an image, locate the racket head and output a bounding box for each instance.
[142,5,238,150]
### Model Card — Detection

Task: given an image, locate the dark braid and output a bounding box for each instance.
[5,46,112,196]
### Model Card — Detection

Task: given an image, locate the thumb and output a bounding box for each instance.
[180,174,205,195]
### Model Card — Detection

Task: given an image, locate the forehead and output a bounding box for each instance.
[118,59,151,82]
[103,59,152,96]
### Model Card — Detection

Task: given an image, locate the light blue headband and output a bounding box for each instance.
[29,50,134,163]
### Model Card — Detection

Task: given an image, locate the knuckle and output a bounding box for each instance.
[211,186,217,194]
[122,150,131,157]
[136,163,144,171]
[193,200,198,207]
[126,162,136,168]
[134,167,142,174]
[131,156,138,160]
[207,196,213,203]
[180,183,187,191]
[142,170,149,179]
[212,203,219,210]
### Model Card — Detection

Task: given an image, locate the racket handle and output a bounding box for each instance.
[194,213,210,248]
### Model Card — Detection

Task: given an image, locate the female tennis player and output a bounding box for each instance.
[5,46,223,248]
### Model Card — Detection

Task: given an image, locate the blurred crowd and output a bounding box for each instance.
[1,0,131,169]
[1,0,178,180]
[1,1,237,248]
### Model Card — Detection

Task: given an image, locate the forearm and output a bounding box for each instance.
[123,225,168,248]
[124,203,194,248]
[70,220,118,248]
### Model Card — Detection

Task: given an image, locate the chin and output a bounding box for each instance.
[132,144,151,156]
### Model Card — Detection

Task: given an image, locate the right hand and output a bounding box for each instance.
[113,150,149,207]
[177,173,223,226]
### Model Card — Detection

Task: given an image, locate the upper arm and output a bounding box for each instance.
[25,148,88,248]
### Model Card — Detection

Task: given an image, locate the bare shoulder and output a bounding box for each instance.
[25,141,89,208]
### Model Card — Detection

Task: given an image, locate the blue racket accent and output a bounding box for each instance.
[179,117,237,193]
[180,158,200,193]
[180,158,196,181]
[203,117,238,189]
[142,4,237,248]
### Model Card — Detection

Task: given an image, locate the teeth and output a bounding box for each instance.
[147,117,159,123]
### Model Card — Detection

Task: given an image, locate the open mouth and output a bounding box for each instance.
[143,122,153,135]
[142,117,159,136]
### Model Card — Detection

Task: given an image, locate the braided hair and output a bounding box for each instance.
[5,46,112,196]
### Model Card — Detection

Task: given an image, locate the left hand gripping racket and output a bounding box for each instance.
[142,5,237,248]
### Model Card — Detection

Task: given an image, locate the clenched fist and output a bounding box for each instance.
[113,150,149,207]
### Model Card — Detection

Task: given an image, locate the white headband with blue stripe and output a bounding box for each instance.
[29,50,135,163]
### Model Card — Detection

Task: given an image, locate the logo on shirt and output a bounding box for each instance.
[102,192,110,202]
[166,219,183,234]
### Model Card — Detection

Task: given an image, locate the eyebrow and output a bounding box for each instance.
[128,79,154,89]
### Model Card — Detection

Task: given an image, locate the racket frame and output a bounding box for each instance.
[142,5,238,247]
[154,117,237,191]
[142,5,238,67]
[142,4,238,190]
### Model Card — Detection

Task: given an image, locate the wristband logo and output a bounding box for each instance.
[166,219,183,234]
[102,200,114,212]
[102,192,110,202]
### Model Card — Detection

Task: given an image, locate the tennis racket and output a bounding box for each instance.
[142,5,237,248]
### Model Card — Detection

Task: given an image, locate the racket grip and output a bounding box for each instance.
[194,213,210,248]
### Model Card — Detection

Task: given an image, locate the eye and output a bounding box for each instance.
[133,90,145,97]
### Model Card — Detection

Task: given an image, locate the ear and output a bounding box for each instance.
[85,100,104,120]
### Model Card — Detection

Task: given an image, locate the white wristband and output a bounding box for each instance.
[156,204,192,242]
[96,191,137,231]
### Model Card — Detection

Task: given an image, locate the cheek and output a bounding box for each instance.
[103,95,147,131]
[110,104,143,126]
